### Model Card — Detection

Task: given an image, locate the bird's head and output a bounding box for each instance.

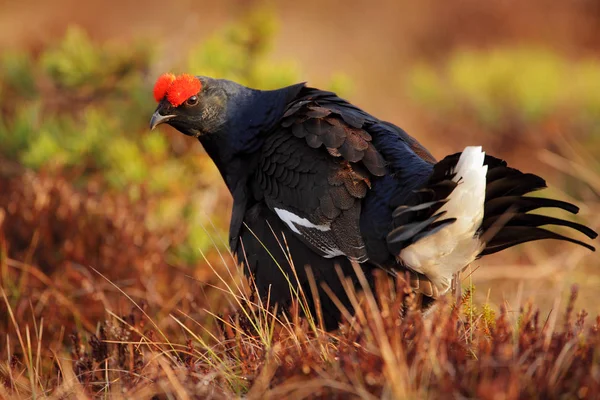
[150,73,228,137]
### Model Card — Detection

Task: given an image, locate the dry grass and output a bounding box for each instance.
[1,160,599,399]
[2,257,599,399]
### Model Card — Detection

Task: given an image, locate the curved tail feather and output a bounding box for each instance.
[478,155,597,255]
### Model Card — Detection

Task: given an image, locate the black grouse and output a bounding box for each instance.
[150,73,597,330]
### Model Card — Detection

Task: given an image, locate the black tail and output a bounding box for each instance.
[478,155,597,256]
[386,152,597,258]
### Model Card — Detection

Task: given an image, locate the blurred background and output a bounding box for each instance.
[1,0,599,340]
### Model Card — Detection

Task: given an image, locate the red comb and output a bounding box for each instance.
[153,73,176,102]
[166,74,202,107]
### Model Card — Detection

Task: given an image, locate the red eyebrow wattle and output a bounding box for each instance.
[166,74,202,107]
[153,73,202,107]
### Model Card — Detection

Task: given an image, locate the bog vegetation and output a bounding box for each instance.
[1,8,599,399]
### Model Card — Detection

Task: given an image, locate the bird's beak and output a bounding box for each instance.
[150,112,176,130]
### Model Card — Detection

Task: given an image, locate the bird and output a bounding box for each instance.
[150,73,598,330]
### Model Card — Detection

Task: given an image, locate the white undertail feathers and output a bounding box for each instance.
[400,146,488,294]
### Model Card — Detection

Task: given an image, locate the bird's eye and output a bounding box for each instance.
[185,96,199,106]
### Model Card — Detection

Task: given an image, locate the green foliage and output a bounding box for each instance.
[0,50,36,98]
[21,116,71,169]
[460,284,495,333]
[480,303,496,328]
[461,284,475,312]
[186,7,301,89]
[41,26,153,92]
[0,102,41,157]
[408,47,600,127]
[42,27,102,89]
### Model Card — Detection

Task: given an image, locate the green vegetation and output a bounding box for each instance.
[408,47,600,147]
